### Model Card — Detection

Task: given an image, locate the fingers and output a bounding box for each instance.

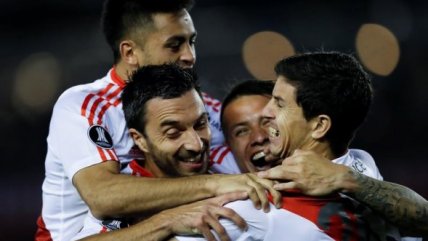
[198,220,224,241]
[273,181,298,191]
[245,184,262,211]
[214,192,248,206]
[245,174,284,212]
[251,175,282,210]
[198,205,247,241]
[206,208,241,241]
[256,165,289,180]
[268,183,282,209]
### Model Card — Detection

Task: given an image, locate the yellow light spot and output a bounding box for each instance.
[243,31,295,80]
[356,23,400,76]
[13,52,61,115]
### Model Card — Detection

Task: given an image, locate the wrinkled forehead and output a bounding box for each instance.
[145,90,205,125]
[223,95,271,128]
[150,9,195,33]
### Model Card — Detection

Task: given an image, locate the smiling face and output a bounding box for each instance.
[222,95,273,172]
[132,89,210,177]
[263,76,314,159]
[134,10,196,68]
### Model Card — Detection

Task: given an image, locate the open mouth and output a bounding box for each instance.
[251,151,271,170]
[179,152,203,163]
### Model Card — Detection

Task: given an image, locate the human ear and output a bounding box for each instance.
[119,40,140,66]
[310,115,331,139]
[129,128,149,153]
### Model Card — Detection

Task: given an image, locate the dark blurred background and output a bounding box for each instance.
[1,0,427,240]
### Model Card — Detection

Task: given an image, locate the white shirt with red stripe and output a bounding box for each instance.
[36,68,225,241]
[177,149,405,241]
[70,160,152,241]
[209,145,241,174]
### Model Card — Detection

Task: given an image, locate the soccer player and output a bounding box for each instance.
[36,1,278,240]
[175,52,410,240]
[71,64,255,241]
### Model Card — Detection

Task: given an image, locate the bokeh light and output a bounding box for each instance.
[356,23,400,76]
[243,31,295,80]
[12,52,62,116]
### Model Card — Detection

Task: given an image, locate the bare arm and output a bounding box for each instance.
[73,160,281,219]
[343,168,428,236]
[79,193,249,241]
[78,214,174,241]
[258,150,428,235]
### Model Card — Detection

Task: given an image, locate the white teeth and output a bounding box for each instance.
[269,127,279,137]
[252,152,265,161]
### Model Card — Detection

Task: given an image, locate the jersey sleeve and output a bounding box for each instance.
[348,149,383,180]
[47,90,118,180]
[202,92,225,147]
[69,213,105,241]
[209,145,241,174]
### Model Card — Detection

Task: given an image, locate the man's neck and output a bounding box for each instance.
[114,62,137,84]
[301,141,338,161]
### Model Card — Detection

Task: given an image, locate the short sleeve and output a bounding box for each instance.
[202,93,225,146]
[348,149,383,180]
[47,93,118,180]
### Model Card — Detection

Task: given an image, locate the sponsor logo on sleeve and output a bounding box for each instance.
[88,125,113,149]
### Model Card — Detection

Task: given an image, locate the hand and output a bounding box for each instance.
[212,173,282,212]
[257,149,351,196]
[160,192,248,241]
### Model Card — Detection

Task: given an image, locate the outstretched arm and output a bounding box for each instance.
[258,150,428,235]
[73,160,281,220]
[78,192,249,241]
[345,169,428,236]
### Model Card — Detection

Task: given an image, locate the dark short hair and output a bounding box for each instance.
[220,80,274,131]
[101,0,195,63]
[275,51,373,155]
[122,64,200,134]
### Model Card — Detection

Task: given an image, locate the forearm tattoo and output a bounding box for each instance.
[351,170,428,235]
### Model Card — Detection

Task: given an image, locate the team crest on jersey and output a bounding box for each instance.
[88,125,113,149]
[351,159,366,173]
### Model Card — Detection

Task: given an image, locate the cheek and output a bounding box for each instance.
[276,113,290,136]
[229,137,248,159]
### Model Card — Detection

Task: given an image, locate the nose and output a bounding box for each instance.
[183,129,203,153]
[250,127,269,147]
[179,43,196,68]
[262,98,275,120]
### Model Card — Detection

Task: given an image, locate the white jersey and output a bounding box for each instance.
[209,145,241,174]
[71,160,151,241]
[70,149,421,241]
[176,150,402,241]
[36,68,225,241]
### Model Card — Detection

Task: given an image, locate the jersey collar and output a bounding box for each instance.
[110,67,126,88]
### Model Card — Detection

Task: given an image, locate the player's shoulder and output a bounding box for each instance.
[347,149,382,180]
[55,76,109,109]
[55,71,122,114]
[209,144,241,174]
[202,92,221,113]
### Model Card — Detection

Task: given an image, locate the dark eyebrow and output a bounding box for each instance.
[230,121,248,131]
[273,95,284,102]
[160,119,180,127]
[160,112,208,127]
[165,32,197,44]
